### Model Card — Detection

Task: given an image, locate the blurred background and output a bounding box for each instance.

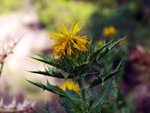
[0,0,150,112]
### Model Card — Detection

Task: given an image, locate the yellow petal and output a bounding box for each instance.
[57,28,68,36]
[109,26,117,35]
[71,40,80,50]
[67,41,72,55]
[73,23,82,34]
[103,27,110,36]
[76,41,88,51]
[60,83,66,91]
[73,36,88,44]
[70,22,75,35]
[61,23,69,35]
[50,32,64,40]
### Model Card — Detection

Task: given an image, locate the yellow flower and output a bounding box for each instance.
[109,26,117,35]
[60,80,79,93]
[103,27,110,37]
[103,26,117,37]
[50,22,89,57]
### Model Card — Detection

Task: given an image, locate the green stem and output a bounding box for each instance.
[78,78,86,112]
[121,108,125,113]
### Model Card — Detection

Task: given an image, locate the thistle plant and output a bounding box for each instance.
[28,22,126,113]
[103,26,117,37]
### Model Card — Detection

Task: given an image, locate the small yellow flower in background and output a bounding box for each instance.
[109,26,117,35]
[50,22,89,58]
[103,27,110,37]
[60,80,79,93]
[103,26,117,37]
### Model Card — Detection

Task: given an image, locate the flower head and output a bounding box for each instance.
[103,26,117,37]
[60,80,79,93]
[50,22,89,57]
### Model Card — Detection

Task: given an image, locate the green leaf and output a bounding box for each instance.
[30,56,68,70]
[29,67,73,79]
[88,37,126,65]
[64,87,82,109]
[60,89,82,113]
[88,40,112,62]
[90,79,112,113]
[100,65,112,78]
[89,61,122,88]
[27,79,82,112]
[117,90,126,109]
[29,70,65,79]
[88,96,95,111]
[26,79,64,96]
[97,47,109,61]
[97,79,112,103]
[60,87,83,113]
[30,53,74,71]
[60,98,74,113]
[89,69,120,88]
[65,87,81,99]
[72,63,90,76]
[107,36,126,50]
[62,94,83,113]
[77,51,89,64]
[35,53,52,61]
[61,53,78,70]
[91,47,109,65]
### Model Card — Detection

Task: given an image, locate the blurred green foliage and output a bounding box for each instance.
[31,0,97,30]
[0,0,21,14]
[31,0,150,47]
[88,0,150,46]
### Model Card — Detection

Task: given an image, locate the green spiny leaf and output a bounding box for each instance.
[89,61,122,88]
[30,56,67,71]
[35,53,52,61]
[29,69,69,79]
[63,94,83,113]
[26,79,64,96]
[108,36,126,50]
[88,37,126,66]
[88,40,112,62]
[98,47,109,61]
[88,96,95,111]
[72,63,90,75]
[89,70,120,88]
[60,98,74,113]
[61,54,75,69]
[90,79,112,113]
[65,87,82,105]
